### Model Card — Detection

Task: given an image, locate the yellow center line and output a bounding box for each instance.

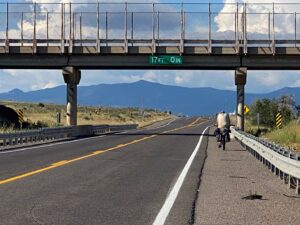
[93,150,104,154]
[51,160,69,166]
[0,118,207,186]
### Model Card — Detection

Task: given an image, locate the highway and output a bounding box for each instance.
[0,118,211,225]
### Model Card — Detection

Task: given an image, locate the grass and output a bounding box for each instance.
[234,115,300,152]
[245,119,271,136]
[0,101,174,131]
[263,120,300,151]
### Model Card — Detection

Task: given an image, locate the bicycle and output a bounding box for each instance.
[215,128,230,150]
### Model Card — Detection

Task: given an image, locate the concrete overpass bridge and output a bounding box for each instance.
[1,2,300,129]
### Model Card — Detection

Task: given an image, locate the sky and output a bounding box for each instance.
[1,0,300,94]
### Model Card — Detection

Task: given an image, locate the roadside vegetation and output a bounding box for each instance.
[0,101,173,132]
[245,95,300,151]
[264,121,300,151]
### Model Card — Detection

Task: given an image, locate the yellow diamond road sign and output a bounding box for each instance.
[244,105,250,114]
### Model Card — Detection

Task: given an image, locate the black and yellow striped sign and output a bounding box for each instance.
[275,113,282,128]
[18,109,24,124]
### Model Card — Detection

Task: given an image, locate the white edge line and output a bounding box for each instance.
[152,126,210,225]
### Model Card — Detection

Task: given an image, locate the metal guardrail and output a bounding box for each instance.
[231,128,300,195]
[0,124,138,150]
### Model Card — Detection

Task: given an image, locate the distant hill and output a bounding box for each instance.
[0,80,299,116]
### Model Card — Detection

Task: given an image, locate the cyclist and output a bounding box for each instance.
[214,111,231,148]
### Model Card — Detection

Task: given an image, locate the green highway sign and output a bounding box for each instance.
[149,55,183,65]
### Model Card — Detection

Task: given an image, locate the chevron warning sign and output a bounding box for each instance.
[18,109,25,124]
[275,113,283,128]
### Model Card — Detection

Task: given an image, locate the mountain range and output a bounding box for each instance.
[0,80,299,116]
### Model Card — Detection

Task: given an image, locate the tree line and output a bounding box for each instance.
[247,95,299,128]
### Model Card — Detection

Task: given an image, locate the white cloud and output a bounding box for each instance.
[32,80,60,90]
[252,71,281,87]
[291,79,300,87]
[247,71,300,93]
[3,69,18,76]
[215,0,300,37]
[1,69,63,92]
[175,75,185,84]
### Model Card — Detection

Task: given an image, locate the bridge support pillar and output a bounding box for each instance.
[235,67,247,131]
[63,67,81,126]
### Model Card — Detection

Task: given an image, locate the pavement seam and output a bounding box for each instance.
[190,127,211,225]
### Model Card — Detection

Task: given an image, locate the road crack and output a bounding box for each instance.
[29,203,46,225]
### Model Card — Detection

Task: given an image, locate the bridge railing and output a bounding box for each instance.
[1,2,300,54]
[0,124,138,150]
[231,128,300,195]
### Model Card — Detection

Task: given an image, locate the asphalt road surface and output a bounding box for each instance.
[0,117,211,225]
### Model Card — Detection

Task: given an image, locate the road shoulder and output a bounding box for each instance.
[194,129,300,225]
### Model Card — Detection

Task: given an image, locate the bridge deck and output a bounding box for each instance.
[1,44,300,70]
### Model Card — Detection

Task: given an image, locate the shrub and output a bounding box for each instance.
[38,103,45,108]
